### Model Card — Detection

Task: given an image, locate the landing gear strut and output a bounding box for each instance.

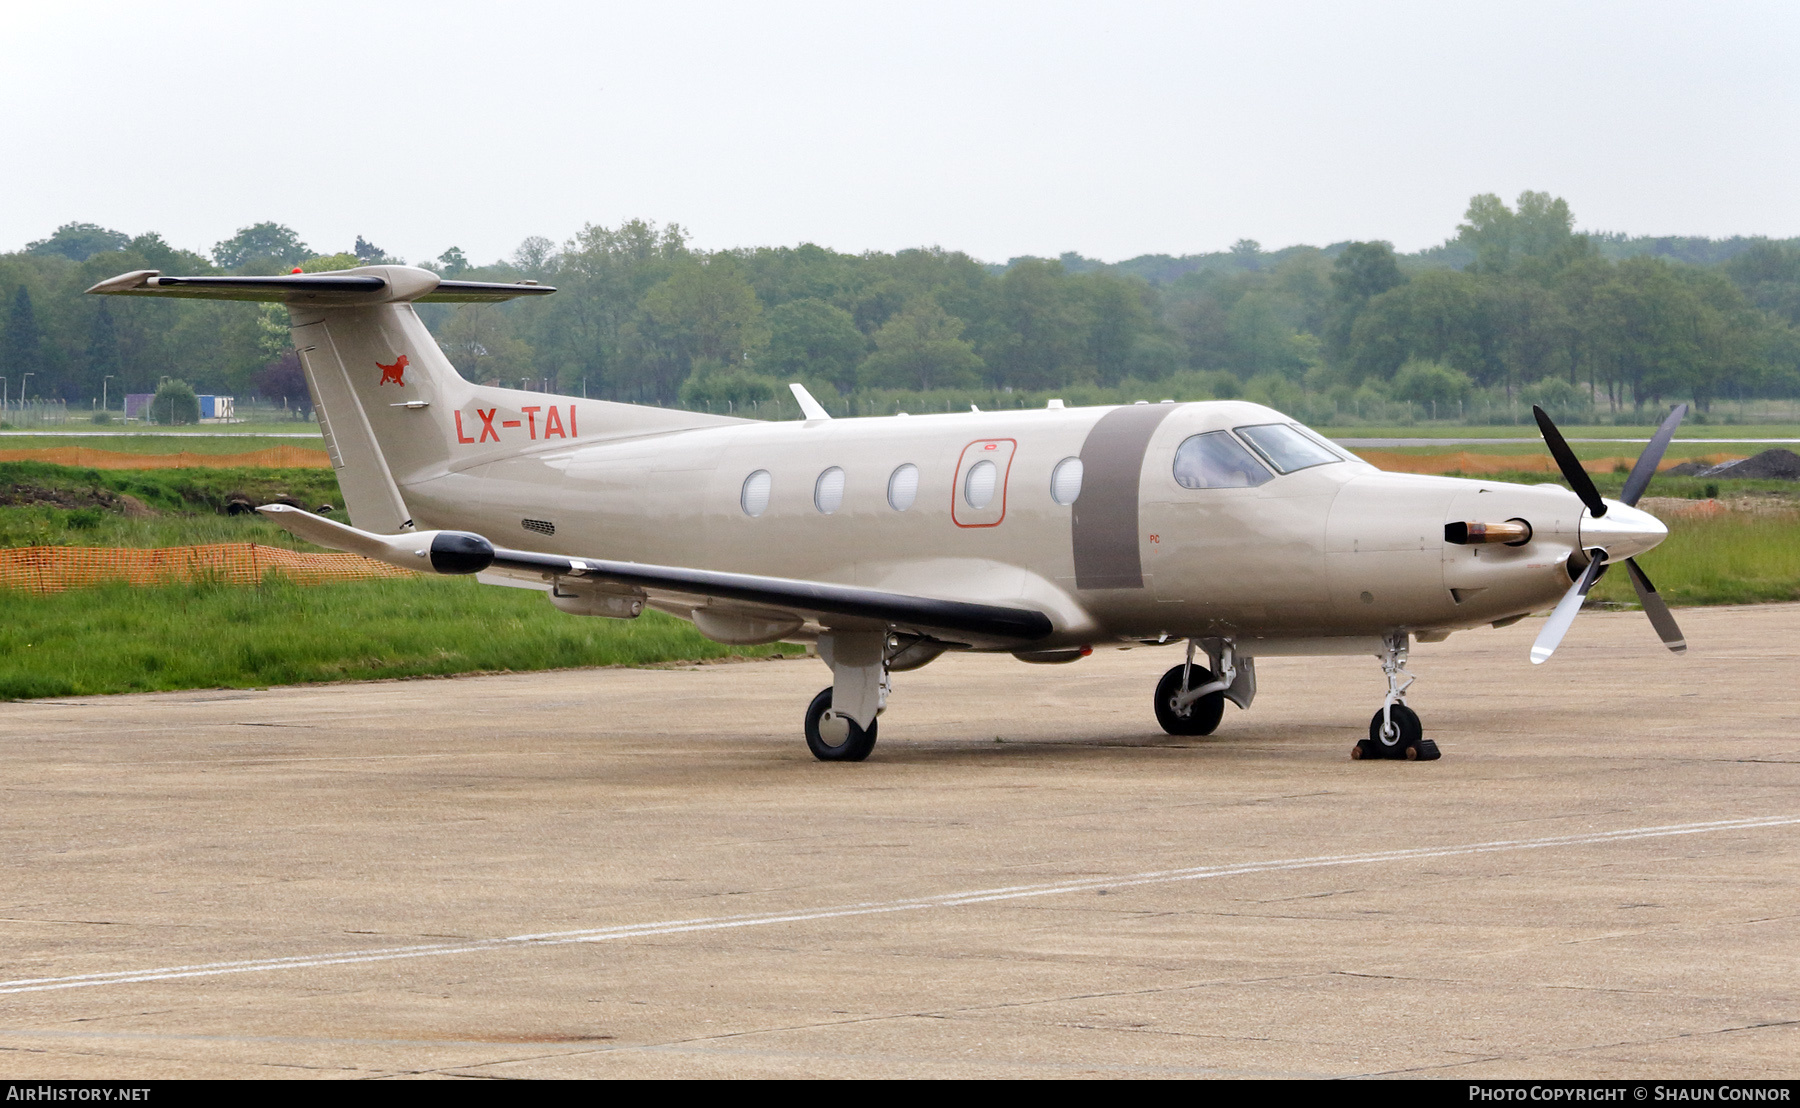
[1352,633,1440,761]
[804,686,879,761]
[805,631,888,762]
[1154,639,1233,736]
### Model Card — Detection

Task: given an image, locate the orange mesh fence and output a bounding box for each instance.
[0,544,416,592]
[1357,451,1743,476]
[0,446,332,469]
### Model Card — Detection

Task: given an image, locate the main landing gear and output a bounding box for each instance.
[1154,639,1236,736]
[805,631,889,762]
[1352,633,1440,761]
[804,686,878,761]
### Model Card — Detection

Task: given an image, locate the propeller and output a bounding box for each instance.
[1532,405,1607,517]
[1529,403,1689,664]
[1530,555,1606,664]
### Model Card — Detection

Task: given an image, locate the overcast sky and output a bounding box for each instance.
[5,1,1797,267]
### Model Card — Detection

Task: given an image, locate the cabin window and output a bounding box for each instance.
[1172,432,1272,489]
[814,466,846,514]
[741,469,772,517]
[1050,457,1083,505]
[888,463,919,511]
[964,459,998,508]
[1234,423,1342,474]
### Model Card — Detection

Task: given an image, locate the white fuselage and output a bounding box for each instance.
[399,399,1589,650]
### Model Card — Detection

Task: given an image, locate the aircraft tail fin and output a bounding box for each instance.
[89,265,746,532]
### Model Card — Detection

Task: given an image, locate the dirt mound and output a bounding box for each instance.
[0,484,157,516]
[1700,448,1800,480]
[3,484,124,511]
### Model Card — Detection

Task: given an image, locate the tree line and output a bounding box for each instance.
[4,193,1800,424]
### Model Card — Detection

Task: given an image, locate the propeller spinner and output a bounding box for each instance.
[1529,404,1689,664]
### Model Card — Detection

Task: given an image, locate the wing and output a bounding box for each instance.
[258,505,1054,645]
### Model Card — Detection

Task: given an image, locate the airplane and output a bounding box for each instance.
[88,264,1688,762]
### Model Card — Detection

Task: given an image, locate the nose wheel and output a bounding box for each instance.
[1352,633,1441,761]
[1355,703,1439,760]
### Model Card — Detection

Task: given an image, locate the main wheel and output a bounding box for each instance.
[804,686,878,762]
[1154,664,1225,736]
[1354,703,1422,760]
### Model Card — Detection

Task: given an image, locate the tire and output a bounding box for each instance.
[1154,664,1225,736]
[804,686,878,762]
[1361,703,1422,759]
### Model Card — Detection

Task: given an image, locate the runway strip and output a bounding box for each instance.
[5,814,1793,998]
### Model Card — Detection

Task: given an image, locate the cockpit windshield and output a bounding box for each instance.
[1233,423,1343,474]
[1173,431,1273,489]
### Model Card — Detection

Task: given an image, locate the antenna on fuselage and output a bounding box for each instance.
[789,383,832,421]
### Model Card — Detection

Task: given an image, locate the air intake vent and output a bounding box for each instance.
[521,518,555,537]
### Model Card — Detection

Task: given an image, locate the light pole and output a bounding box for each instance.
[20,373,34,416]
[103,375,115,416]
[0,378,7,414]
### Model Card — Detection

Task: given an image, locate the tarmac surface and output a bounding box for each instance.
[2,604,1797,1079]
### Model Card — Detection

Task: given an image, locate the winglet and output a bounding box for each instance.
[257,504,494,576]
[257,504,415,563]
[85,269,160,294]
[789,383,831,421]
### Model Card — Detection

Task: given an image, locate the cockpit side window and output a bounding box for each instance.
[1233,423,1342,474]
[1173,431,1273,489]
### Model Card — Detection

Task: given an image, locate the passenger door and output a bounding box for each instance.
[951,438,1016,528]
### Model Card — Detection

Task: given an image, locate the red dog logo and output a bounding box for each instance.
[377,354,408,386]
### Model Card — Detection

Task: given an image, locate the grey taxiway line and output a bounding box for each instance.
[2,605,1796,1079]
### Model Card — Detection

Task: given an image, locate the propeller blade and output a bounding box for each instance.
[1625,557,1687,654]
[1533,405,1606,518]
[1531,555,1605,665]
[1619,404,1689,507]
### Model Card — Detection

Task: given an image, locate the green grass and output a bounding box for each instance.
[1590,510,1800,608]
[0,505,325,550]
[0,575,787,700]
[1,460,1791,702]
[1426,469,1800,606]
[0,462,344,550]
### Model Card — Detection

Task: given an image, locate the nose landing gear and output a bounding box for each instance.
[1353,633,1440,761]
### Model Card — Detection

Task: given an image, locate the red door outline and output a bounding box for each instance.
[951,438,1017,528]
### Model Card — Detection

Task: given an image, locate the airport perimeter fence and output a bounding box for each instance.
[0,399,77,429]
[0,543,417,592]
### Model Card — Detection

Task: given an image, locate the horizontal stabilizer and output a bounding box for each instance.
[86,265,554,305]
[258,505,1054,644]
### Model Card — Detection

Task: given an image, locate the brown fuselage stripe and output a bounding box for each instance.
[1071,403,1178,590]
